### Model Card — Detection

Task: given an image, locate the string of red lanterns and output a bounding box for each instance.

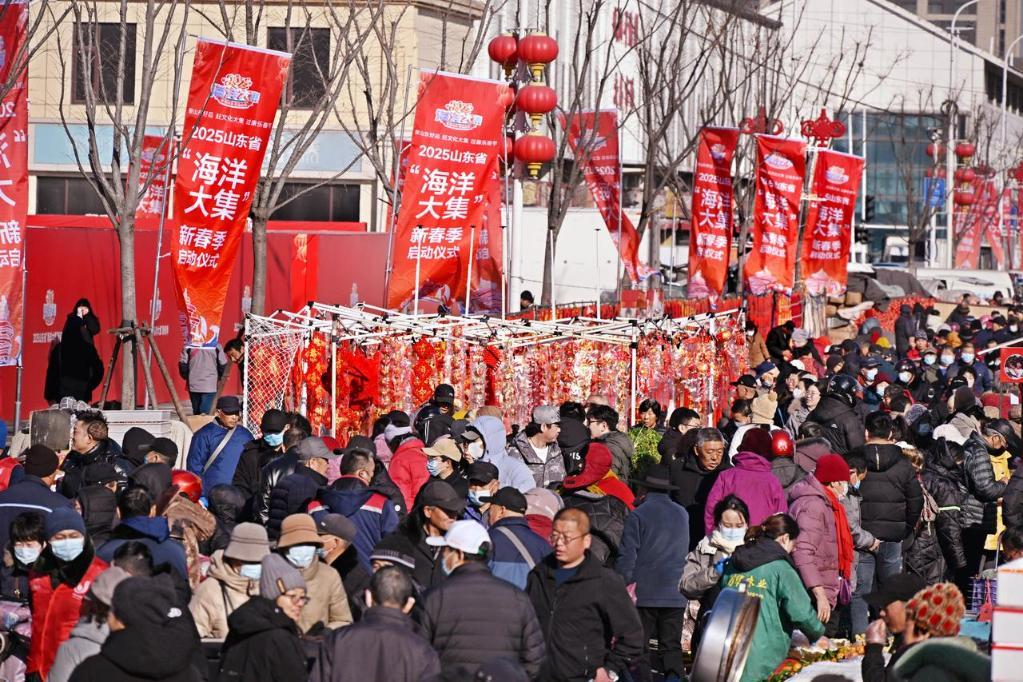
[952,140,978,208]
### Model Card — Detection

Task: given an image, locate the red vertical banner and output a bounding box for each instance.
[386,72,509,313]
[744,135,807,295]
[135,134,174,221]
[562,109,656,284]
[687,127,739,300]
[801,150,865,297]
[172,40,290,347]
[982,181,1005,269]
[290,234,319,312]
[954,206,980,269]
[0,2,28,367]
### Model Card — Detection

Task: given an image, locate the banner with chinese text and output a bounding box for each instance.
[386,72,509,313]
[686,127,738,300]
[982,181,1005,269]
[172,40,290,347]
[801,150,864,297]
[953,206,979,269]
[562,109,655,283]
[0,2,28,367]
[135,134,174,221]
[744,135,806,295]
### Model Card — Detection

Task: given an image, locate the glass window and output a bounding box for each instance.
[269,182,360,222]
[36,176,108,214]
[267,27,330,108]
[72,23,136,105]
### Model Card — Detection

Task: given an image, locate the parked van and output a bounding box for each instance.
[914,268,1014,302]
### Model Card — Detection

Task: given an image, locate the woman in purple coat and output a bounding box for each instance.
[704,428,787,534]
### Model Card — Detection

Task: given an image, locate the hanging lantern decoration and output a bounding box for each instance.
[954,189,976,206]
[925,142,945,158]
[516,83,558,128]
[487,33,518,77]
[517,31,559,81]
[954,167,976,184]
[1012,160,1023,183]
[514,132,555,178]
[955,141,976,159]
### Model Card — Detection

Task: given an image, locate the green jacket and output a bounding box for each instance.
[721,540,824,682]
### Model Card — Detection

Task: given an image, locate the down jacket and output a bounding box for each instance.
[1005,467,1023,531]
[788,475,842,607]
[471,416,536,493]
[961,433,1006,528]
[703,452,788,535]
[266,465,327,539]
[387,436,431,510]
[507,431,566,489]
[297,558,353,634]
[48,620,108,682]
[806,396,865,455]
[189,550,260,639]
[217,596,307,682]
[906,439,968,583]
[561,489,630,565]
[854,442,924,541]
[420,562,544,677]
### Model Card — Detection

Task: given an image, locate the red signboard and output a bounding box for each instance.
[171,39,290,348]
[1000,347,1023,384]
[801,150,864,297]
[386,71,509,313]
[687,127,739,300]
[562,109,655,284]
[0,1,28,367]
[744,135,807,295]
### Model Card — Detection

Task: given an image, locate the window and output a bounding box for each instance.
[267,27,330,108]
[72,23,136,105]
[269,182,360,221]
[36,176,108,215]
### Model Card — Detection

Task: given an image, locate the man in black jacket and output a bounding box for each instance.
[61,411,129,498]
[526,508,643,682]
[254,428,308,525]
[848,412,923,636]
[420,519,544,677]
[806,374,865,455]
[669,428,729,551]
[266,438,336,539]
[232,409,289,513]
[894,304,917,359]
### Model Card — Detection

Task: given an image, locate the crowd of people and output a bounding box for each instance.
[0,296,1017,681]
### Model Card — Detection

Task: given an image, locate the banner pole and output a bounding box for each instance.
[616,119,624,310]
[13,242,26,431]
[594,227,601,319]
[384,64,415,299]
[465,224,475,315]
[144,132,175,410]
[548,229,556,319]
[502,149,511,320]
[413,223,423,316]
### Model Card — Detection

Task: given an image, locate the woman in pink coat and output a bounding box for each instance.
[704,428,787,534]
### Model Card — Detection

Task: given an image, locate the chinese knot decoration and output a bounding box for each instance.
[799,108,846,147]
[740,105,784,135]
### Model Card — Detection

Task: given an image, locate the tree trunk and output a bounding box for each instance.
[251,213,269,316]
[118,223,137,409]
[541,228,555,307]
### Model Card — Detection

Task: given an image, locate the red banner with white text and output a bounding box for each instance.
[801,150,864,297]
[135,134,174,221]
[563,110,655,284]
[687,127,739,300]
[386,72,509,314]
[172,40,290,347]
[954,206,979,268]
[983,182,1005,269]
[744,135,806,295]
[0,2,28,367]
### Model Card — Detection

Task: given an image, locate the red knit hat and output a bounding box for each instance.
[814,454,851,484]
[906,582,964,637]
[739,428,773,458]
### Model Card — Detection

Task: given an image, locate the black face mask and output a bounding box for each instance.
[987,443,1005,456]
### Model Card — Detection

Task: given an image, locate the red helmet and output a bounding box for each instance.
[771,429,794,458]
[171,470,203,503]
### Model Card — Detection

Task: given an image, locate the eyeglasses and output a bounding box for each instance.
[549,532,588,545]
[284,593,310,606]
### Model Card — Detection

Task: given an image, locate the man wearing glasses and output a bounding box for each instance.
[526,508,643,682]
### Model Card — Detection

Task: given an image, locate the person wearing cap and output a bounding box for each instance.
[905,329,930,362]
[420,520,544,676]
[0,444,72,554]
[144,438,179,467]
[586,404,635,481]
[185,395,254,494]
[276,513,352,633]
[118,426,154,470]
[560,438,635,564]
[311,567,441,682]
[314,513,366,615]
[61,411,130,499]
[422,436,468,499]
[189,522,270,639]
[462,460,499,525]
[485,487,551,589]
[162,471,218,590]
[859,573,927,682]
[178,341,229,417]
[266,437,337,538]
[788,453,855,630]
[469,415,536,494]
[507,405,565,489]
[731,374,758,402]
[523,487,563,540]
[47,566,129,682]
[216,554,308,682]
[232,409,290,508]
[393,480,465,589]
[614,465,688,681]
[27,507,109,679]
[97,484,190,583]
[527,507,644,682]
[430,383,457,416]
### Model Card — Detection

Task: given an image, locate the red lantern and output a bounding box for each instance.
[954,167,976,184]
[955,142,976,159]
[925,142,945,158]
[975,162,993,177]
[954,190,976,206]
[517,32,559,81]
[516,84,557,127]
[514,132,555,177]
[487,33,518,76]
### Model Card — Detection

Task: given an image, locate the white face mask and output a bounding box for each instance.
[898,371,913,384]
[717,525,747,543]
[791,388,804,401]
[864,368,878,382]
[940,355,955,366]
[923,355,937,366]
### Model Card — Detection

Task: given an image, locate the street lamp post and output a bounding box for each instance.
[946,0,979,268]
[1001,34,1023,154]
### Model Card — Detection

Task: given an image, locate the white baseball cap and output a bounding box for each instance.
[425,520,490,554]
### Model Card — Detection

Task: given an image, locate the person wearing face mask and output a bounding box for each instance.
[395,481,466,589]
[784,377,821,437]
[946,342,993,395]
[320,449,399,573]
[463,462,499,525]
[746,320,770,367]
[232,409,290,514]
[189,522,269,639]
[2,512,46,606]
[422,437,468,500]
[276,513,352,634]
[485,487,551,590]
[720,513,826,682]
[858,355,882,392]
[27,508,109,681]
[841,457,881,612]
[680,495,748,653]
[266,437,338,540]
[467,416,535,494]
[313,513,367,620]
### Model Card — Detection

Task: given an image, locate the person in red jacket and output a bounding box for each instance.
[387,422,431,510]
[27,508,108,681]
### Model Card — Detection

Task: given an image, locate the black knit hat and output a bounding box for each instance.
[370,533,416,571]
[112,575,181,627]
[23,445,59,478]
[557,418,589,455]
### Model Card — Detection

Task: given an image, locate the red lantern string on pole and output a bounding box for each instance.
[516,84,557,127]
[517,32,558,81]
[515,132,555,178]
[487,33,518,77]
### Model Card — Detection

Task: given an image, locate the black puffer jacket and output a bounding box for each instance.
[669,454,730,552]
[914,439,967,578]
[854,442,924,541]
[217,597,307,682]
[961,433,1006,528]
[69,613,203,682]
[232,439,283,507]
[420,562,544,677]
[256,452,298,525]
[204,485,247,555]
[806,396,865,455]
[561,491,629,565]
[266,465,326,539]
[1005,467,1023,531]
[60,440,130,499]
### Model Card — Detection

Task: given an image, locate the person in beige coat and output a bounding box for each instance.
[277,513,353,634]
[190,522,269,639]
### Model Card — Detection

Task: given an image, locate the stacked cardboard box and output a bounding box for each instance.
[993,557,1023,680]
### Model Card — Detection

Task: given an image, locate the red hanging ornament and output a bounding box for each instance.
[517,32,558,81]
[514,133,555,178]
[487,33,518,76]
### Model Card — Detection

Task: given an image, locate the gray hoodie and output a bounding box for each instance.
[48,619,109,682]
[471,416,536,493]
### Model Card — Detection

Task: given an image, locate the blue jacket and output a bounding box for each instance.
[615,491,689,607]
[487,516,551,590]
[97,516,188,580]
[267,465,326,539]
[471,416,535,493]
[0,476,71,552]
[320,477,399,572]
[946,359,994,394]
[186,420,253,493]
